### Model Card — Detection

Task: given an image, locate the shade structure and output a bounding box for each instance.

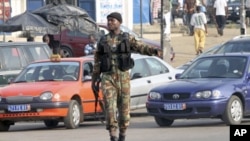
[0,11,59,34]
[33,3,98,34]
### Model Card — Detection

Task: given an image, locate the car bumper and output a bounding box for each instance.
[0,101,69,120]
[146,99,227,119]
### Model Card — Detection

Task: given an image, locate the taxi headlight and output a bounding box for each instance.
[40,92,53,100]
[148,92,161,100]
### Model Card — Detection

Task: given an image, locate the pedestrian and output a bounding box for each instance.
[91,12,161,141]
[190,5,208,55]
[84,33,98,55]
[42,34,64,57]
[213,0,228,36]
[184,0,196,36]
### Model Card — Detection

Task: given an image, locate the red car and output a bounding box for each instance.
[53,24,161,57]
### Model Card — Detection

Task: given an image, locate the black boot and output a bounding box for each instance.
[118,134,125,141]
[110,136,118,141]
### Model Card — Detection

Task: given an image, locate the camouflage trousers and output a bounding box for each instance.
[101,69,131,132]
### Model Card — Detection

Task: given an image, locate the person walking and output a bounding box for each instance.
[190,6,208,55]
[213,0,228,36]
[184,0,197,36]
[91,12,161,141]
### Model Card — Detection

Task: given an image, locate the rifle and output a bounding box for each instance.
[92,76,105,123]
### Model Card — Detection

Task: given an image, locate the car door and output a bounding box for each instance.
[130,57,176,110]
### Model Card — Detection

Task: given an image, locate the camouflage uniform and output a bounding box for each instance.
[92,31,158,135]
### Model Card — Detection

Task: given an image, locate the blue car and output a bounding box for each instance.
[146,53,250,126]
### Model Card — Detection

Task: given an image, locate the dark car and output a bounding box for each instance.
[54,24,161,57]
[146,53,250,126]
[227,0,240,22]
[53,29,90,57]
[0,42,52,86]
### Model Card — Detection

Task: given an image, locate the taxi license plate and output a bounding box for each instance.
[164,103,186,110]
[8,104,31,112]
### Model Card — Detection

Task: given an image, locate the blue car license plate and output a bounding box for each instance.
[8,104,31,112]
[164,103,186,110]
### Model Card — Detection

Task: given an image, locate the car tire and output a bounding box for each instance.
[61,46,73,57]
[64,100,81,129]
[154,116,174,127]
[44,119,59,128]
[0,121,10,131]
[222,95,243,125]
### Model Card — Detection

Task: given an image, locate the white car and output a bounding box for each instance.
[83,53,182,110]
[129,53,182,110]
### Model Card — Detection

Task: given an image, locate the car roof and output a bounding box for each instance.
[226,35,250,43]
[198,52,250,58]
[0,42,48,47]
[34,57,93,64]
[81,53,156,60]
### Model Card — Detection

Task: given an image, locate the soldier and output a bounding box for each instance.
[91,12,161,141]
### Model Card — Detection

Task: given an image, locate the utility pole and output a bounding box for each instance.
[240,0,246,35]
[161,0,171,63]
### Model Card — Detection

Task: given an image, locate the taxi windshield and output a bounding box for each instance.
[14,61,80,82]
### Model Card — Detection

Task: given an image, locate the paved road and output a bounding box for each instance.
[3,114,249,141]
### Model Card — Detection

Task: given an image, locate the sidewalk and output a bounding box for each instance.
[137,23,250,68]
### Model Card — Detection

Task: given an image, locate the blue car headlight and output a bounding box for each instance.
[40,91,53,100]
[195,90,221,99]
[148,92,161,100]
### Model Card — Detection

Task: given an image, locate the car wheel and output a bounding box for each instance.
[154,116,174,127]
[64,100,81,129]
[44,119,59,128]
[61,46,73,57]
[222,95,243,125]
[0,121,10,131]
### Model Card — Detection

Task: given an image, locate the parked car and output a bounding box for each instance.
[227,0,240,22]
[54,24,161,57]
[146,53,250,126]
[177,35,250,71]
[85,53,182,110]
[0,57,103,131]
[0,42,52,87]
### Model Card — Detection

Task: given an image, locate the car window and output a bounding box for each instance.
[216,42,250,53]
[14,62,80,82]
[144,57,169,76]
[67,30,89,38]
[25,45,51,61]
[130,58,150,79]
[0,47,27,70]
[83,61,94,80]
[180,56,246,79]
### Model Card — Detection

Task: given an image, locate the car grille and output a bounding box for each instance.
[6,96,33,104]
[163,93,190,100]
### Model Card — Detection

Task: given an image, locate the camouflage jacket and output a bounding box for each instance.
[92,31,159,77]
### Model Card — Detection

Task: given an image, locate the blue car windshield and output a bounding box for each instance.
[179,56,247,79]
